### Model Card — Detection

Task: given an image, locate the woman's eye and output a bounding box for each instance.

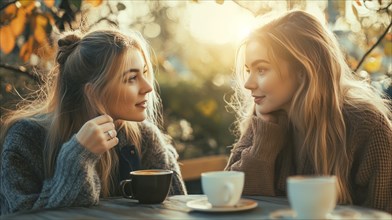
[257,67,268,74]
[127,75,137,82]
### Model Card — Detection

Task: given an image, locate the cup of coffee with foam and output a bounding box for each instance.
[120,169,173,204]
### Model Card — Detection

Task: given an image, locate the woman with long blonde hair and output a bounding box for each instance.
[225,10,392,212]
[0,29,186,215]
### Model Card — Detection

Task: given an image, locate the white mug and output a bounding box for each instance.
[201,171,244,207]
[287,175,337,219]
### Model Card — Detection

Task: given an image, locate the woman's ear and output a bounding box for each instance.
[84,83,94,100]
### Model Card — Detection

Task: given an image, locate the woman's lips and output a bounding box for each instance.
[253,96,265,104]
[136,100,147,108]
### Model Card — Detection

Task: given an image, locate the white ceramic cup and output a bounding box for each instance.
[287,175,337,219]
[201,171,244,207]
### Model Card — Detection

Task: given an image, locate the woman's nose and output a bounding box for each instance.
[244,73,257,91]
[141,77,153,94]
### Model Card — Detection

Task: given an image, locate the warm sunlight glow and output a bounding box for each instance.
[185,1,254,45]
[305,0,327,24]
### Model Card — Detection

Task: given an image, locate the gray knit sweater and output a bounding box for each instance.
[0,118,187,215]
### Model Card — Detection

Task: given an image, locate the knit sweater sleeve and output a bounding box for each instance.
[354,114,392,213]
[139,121,187,196]
[225,116,288,196]
[0,120,101,214]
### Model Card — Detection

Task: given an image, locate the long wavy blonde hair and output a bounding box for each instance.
[230,10,392,204]
[0,28,162,197]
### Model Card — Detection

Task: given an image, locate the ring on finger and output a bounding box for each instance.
[106,130,115,140]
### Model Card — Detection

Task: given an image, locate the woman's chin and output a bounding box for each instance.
[256,107,275,115]
[131,117,146,122]
[117,115,147,122]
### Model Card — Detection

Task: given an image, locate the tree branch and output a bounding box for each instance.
[87,17,118,31]
[379,2,392,12]
[354,18,392,72]
[0,63,42,84]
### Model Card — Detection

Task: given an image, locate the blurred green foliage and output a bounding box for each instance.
[158,77,235,159]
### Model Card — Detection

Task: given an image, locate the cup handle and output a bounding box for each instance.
[223,183,234,204]
[120,179,134,199]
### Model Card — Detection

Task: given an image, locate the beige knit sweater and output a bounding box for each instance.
[225,106,392,213]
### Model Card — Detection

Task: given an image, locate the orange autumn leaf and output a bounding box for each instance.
[386,33,392,41]
[85,0,103,7]
[22,1,37,14]
[19,0,35,7]
[0,25,16,54]
[36,14,48,26]
[34,15,48,44]
[20,35,34,62]
[34,26,46,44]
[10,9,26,37]
[5,4,17,15]
[19,41,28,61]
[43,0,55,8]
[5,84,13,93]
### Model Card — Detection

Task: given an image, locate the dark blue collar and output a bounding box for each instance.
[118,144,141,181]
[116,129,142,181]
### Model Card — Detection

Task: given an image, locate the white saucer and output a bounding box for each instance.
[186,198,257,212]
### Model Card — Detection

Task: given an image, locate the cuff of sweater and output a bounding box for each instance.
[249,116,287,159]
[49,136,101,205]
[59,135,101,166]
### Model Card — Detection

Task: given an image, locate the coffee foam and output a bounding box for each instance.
[131,170,173,175]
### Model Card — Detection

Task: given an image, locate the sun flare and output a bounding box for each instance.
[186,1,255,45]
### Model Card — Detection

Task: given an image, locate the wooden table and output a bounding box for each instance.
[3,195,391,219]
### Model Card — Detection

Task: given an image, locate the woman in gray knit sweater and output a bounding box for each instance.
[225,10,392,213]
[0,29,186,215]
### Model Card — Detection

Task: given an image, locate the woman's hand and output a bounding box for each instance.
[76,115,118,155]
